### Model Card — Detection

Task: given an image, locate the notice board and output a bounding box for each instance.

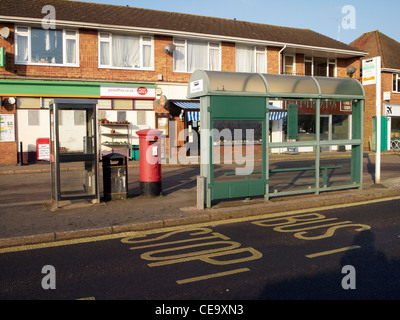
[0,114,15,142]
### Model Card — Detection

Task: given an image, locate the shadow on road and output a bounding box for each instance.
[257,230,400,300]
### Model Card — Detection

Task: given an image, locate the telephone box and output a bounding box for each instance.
[136,129,162,196]
[49,98,100,207]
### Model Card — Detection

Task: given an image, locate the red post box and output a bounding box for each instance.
[136,129,163,196]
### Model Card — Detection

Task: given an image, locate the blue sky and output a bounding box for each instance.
[72,0,399,44]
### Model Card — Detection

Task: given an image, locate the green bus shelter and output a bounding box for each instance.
[187,71,365,208]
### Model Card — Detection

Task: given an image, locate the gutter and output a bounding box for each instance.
[278,45,287,75]
[0,15,367,57]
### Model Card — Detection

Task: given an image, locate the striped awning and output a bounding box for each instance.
[172,101,200,109]
[187,111,200,122]
[269,111,287,121]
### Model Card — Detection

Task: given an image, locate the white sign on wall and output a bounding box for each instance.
[0,114,15,142]
[100,86,156,99]
[384,104,400,117]
[362,57,378,86]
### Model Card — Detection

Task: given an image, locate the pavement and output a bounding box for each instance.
[0,151,399,249]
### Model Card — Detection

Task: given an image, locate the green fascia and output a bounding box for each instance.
[0,79,156,97]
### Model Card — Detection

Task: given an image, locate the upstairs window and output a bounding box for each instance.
[283,55,295,75]
[173,39,221,73]
[393,74,400,93]
[15,26,78,66]
[236,45,267,73]
[307,56,337,77]
[99,33,154,70]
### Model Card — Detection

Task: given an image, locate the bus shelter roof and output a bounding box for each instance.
[187,70,365,101]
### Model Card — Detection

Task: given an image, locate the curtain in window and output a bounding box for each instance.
[209,45,220,71]
[188,41,208,73]
[256,50,266,73]
[174,45,186,72]
[100,42,110,66]
[236,45,254,73]
[142,44,151,68]
[112,35,139,68]
[66,39,76,64]
[17,35,28,62]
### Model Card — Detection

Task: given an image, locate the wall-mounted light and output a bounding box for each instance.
[346,66,357,78]
[0,27,10,40]
[7,97,16,105]
[163,43,176,55]
[179,109,184,122]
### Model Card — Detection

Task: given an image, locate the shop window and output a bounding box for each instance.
[113,99,133,110]
[332,115,350,140]
[17,97,41,109]
[97,99,112,109]
[134,100,153,110]
[117,111,126,122]
[235,45,267,73]
[99,33,154,70]
[15,26,79,66]
[28,110,40,126]
[137,111,147,125]
[298,114,316,141]
[174,39,221,73]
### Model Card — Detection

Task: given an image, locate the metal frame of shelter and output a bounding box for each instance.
[187,70,366,208]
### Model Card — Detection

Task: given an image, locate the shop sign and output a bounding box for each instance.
[100,85,156,99]
[340,101,352,112]
[362,58,378,85]
[384,104,400,117]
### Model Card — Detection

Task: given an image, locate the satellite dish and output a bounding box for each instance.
[0,27,10,39]
[163,43,176,54]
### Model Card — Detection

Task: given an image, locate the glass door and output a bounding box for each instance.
[50,99,99,205]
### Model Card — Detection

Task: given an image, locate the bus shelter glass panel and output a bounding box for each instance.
[269,147,316,195]
[50,99,99,206]
[213,120,263,183]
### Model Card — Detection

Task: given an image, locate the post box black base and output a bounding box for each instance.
[140,181,162,197]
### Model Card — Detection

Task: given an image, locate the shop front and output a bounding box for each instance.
[384,103,400,151]
[0,79,157,164]
[167,100,200,157]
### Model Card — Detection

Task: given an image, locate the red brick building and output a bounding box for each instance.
[350,30,400,151]
[0,0,365,164]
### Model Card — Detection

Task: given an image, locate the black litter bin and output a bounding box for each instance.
[103,153,128,201]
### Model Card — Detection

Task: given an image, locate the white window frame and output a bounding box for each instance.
[304,56,313,76]
[328,58,337,77]
[173,38,221,73]
[98,32,154,70]
[235,44,267,73]
[304,56,337,77]
[393,74,400,93]
[283,54,296,75]
[14,26,79,67]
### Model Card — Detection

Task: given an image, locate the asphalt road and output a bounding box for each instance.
[1,198,400,303]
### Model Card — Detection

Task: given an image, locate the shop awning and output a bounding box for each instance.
[269,104,287,121]
[269,111,287,120]
[172,101,200,109]
[187,111,200,122]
